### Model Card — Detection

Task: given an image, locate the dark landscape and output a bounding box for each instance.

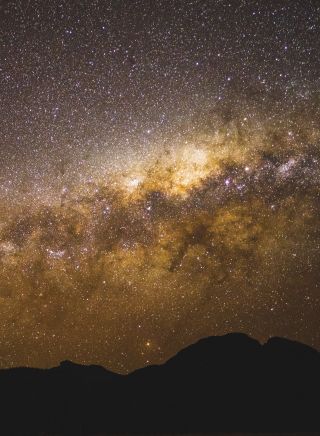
[1,333,320,435]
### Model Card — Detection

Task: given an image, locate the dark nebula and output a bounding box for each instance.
[0,0,319,372]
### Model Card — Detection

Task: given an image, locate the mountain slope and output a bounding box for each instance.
[0,333,319,435]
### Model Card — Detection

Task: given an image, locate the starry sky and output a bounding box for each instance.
[0,0,319,372]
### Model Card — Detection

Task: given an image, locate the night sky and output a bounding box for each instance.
[0,0,319,372]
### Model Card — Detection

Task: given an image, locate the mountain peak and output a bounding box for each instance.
[0,333,320,434]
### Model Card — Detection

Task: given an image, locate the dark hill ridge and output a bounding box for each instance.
[0,333,320,435]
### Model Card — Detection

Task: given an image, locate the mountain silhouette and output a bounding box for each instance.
[0,332,319,435]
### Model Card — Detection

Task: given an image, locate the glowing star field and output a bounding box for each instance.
[0,1,319,372]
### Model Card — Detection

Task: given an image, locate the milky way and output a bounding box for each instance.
[0,0,319,372]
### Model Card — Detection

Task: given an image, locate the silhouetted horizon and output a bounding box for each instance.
[1,332,320,435]
[3,331,320,372]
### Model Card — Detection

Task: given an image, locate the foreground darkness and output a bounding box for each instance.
[1,333,320,435]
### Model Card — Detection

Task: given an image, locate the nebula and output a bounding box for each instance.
[1,0,319,373]
[0,97,319,372]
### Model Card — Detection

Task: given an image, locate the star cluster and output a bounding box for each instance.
[0,0,319,372]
